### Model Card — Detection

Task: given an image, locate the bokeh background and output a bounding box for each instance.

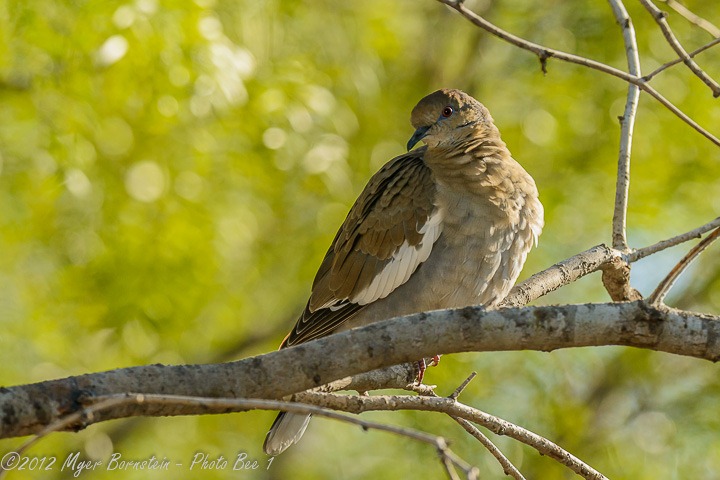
[1,0,719,478]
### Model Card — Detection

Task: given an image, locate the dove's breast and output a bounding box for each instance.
[340,163,542,330]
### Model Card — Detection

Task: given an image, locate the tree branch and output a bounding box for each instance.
[10,393,478,480]
[649,227,720,305]
[292,391,609,480]
[601,254,643,301]
[438,373,527,480]
[627,216,720,262]
[24,390,603,480]
[501,217,720,306]
[660,0,720,38]
[435,0,720,147]
[452,417,526,480]
[2,301,719,439]
[644,37,720,81]
[640,0,720,97]
[501,245,615,306]
[607,0,641,252]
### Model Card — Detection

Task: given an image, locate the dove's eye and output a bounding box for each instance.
[441,106,454,118]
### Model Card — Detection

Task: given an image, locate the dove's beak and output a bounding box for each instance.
[407,125,431,151]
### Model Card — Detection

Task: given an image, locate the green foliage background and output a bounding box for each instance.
[1,0,719,478]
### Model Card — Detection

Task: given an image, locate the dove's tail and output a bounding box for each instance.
[263,412,312,456]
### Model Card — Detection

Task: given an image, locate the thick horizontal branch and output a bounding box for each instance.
[2,301,719,439]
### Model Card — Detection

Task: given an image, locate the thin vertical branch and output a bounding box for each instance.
[641,0,720,97]
[607,0,641,251]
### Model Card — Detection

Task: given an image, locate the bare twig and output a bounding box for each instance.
[435,0,720,147]
[648,227,720,305]
[0,397,124,478]
[660,0,720,38]
[1,393,479,480]
[440,373,526,480]
[453,417,527,480]
[70,392,605,480]
[449,372,477,400]
[295,391,609,480]
[641,0,720,97]
[645,37,720,80]
[607,0,641,252]
[627,217,720,262]
[440,450,464,480]
[450,406,608,480]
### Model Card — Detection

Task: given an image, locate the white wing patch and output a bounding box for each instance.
[530,200,544,247]
[351,209,444,306]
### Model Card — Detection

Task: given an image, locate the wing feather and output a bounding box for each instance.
[283,148,441,347]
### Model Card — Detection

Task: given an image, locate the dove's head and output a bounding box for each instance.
[407,89,493,151]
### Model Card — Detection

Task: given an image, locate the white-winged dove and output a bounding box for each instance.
[263,89,544,456]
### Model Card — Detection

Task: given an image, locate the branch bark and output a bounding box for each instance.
[292,391,609,480]
[649,227,720,305]
[660,0,720,38]
[501,244,614,306]
[641,0,720,97]
[644,37,720,80]
[2,301,719,439]
[607,0,641,251]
